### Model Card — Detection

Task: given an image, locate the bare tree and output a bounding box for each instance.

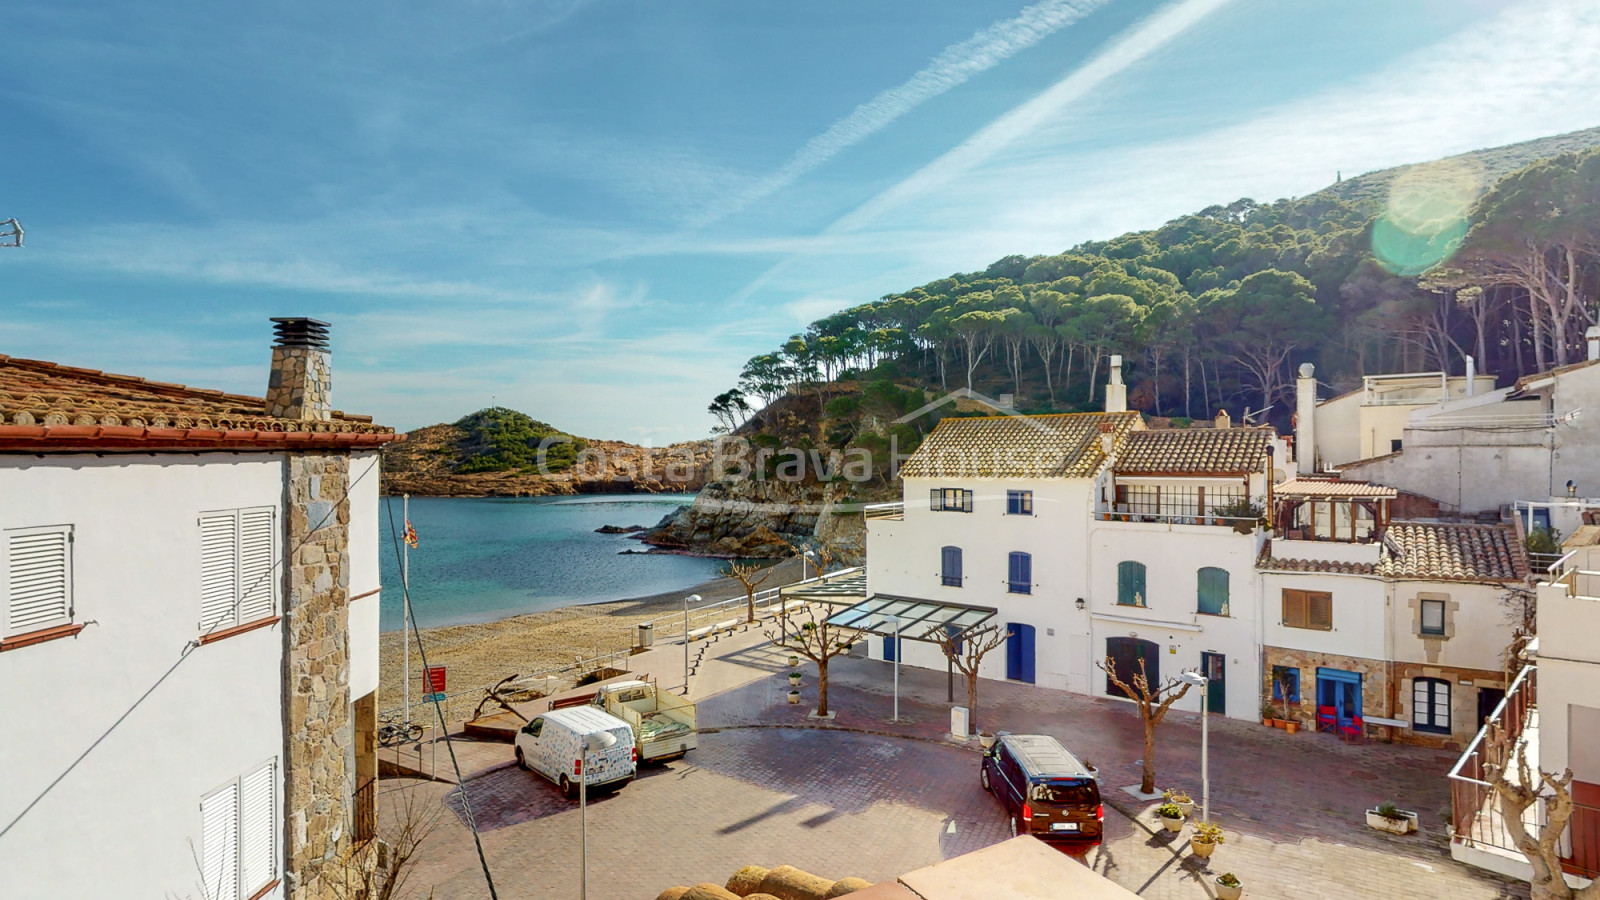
[1096,656,1196,795]
[1483,720,1600,900]
[329,785,443,900]
[724,561,773,624]
[765,605,862,717]
[926,623,1008,735]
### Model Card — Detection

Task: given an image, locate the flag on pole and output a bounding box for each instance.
[404,520,419,548]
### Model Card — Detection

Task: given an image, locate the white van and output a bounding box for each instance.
[514,706,637,798]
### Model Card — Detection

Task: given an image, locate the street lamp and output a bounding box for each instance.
[683,594,701,696]
[885,614,901,723]
[580,729,618,900]
[1180,671,1209,824]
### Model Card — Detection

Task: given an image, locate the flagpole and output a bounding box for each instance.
[403,492,411,727]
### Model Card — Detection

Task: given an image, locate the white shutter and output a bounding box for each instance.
[238,760,277,894]
[6,527,72,633]
[201,782,240,900]
[236,508,276,622]
[200,512,239,630]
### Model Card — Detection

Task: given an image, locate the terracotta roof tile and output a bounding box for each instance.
[900,412,1141,479]
[1114,427,1273,475]
[1255,541,1377,576]
[1275,478,1398,498]
[0,354,395,447]
[1256,522,1527,582]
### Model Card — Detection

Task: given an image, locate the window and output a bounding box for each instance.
[1413,678,1451,734]
[1116,561,1146,607]
[941,546,963,587]
[1006,490,1033,515]
[202,759,277,900]
[1282,589,1333,630]
[200,508,277,632]
[1271,665,1300,703]
[1007,552,1032,594]
[944,624,964,656]
[1197,567,1229,616]
[4,525,73,636]
[1420,598,1446,636]
[930,488,973,512]
[1390,439,1403,453]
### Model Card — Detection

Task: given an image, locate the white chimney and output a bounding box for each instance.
[1295,362,1317,475]
[1465,355,1476,396]
[1588,326,1600,362]
[1105,354,1127,413]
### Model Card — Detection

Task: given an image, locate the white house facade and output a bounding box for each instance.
[0,319,394,900]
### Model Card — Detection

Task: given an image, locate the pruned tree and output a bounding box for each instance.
[724,560,773,624]
[926,623,1008,734]
[765,605,863,717]
[1097,656,1196,794]
[1482,719,1600,900]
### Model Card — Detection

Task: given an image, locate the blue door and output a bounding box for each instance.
[1316,667,1362,729]
[1006,623,1036,683]
[883,634,900,662]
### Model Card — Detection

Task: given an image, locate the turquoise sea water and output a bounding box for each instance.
[377,494,723,631]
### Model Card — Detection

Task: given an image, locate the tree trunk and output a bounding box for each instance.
[1141,719,1157,794]
[816,659,830,717]
[746,591,756,624]
[967,673,979,735]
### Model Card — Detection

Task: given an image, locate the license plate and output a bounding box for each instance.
[1051,822,1079,832]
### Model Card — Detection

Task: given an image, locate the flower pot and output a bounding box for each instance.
[787,690,801,704]
[1214,877,1243,900]
[1191,839,1216,859]
[1262,718,1274,727]
[788,672,802,685]
[1085,766,1099,782]
[1366,809,1419,834]
[1270,719,1287,730]
[1161,815,1184,833]
[788,655,800,667]
[979,732,997,750]
[1284,721,1300,734]
[1175,799,1195,818]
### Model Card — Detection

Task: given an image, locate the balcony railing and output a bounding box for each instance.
[863,502,904,521]
[1547,550,1600,599]
[352,777,376,845]
[1094,504,1261,529]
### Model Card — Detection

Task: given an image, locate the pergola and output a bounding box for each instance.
[825,594,998,702]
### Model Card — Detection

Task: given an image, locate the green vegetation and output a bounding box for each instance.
[725,130,1600,431]
[451,407,585,474]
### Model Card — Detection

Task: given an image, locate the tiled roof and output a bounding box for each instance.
[1275,478,1398,498]
[1256,522,1528,582]
[1377,522,1528,582]
[1114,427,1272,475]
[899,412,1141,479]
[1514,357,1600,390]
[0,354,396,451]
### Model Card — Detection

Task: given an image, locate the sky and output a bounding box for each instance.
[3,0,1599,443]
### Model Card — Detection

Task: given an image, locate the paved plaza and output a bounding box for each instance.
[384,628,1528,899]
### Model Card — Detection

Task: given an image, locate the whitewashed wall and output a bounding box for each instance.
[0,454,288,900]
[1261,571,1387,660]
[347,451,382,701]
[1388,580,1515,673]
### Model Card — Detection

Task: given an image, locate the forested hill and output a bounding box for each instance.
[717,126,1600,436]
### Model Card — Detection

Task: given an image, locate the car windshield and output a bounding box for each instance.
[1030,780,1096,805]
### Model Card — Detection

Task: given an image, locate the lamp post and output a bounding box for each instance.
[887,614,901,723]
[580,729,618,900]
[1180,671,1209,823]
[683,593,700,696]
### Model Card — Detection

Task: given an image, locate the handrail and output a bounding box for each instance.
[1448,663,1536,784]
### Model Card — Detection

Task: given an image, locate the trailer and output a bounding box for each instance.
[590,679,697,762]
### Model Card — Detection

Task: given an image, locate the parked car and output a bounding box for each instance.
[980,732,1102,840]
[589,679,697,762]
[514,706,637,798]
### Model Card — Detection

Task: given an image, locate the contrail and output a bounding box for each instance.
[695,0,1113,226]
[730,0,1239,303]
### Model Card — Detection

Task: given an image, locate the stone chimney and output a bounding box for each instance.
[1214,409,1231,429]
[1295,362,1317,475]
[1105,354,1127,413]
[1099,421,1115,456]
[267,318,332,421]
[1588,326,1600,362]
[1465,355,1476,396]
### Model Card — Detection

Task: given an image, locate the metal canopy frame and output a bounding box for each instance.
[780,570,869,602]
[824,594,997,642]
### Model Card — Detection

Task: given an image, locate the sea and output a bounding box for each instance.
[376,494,725,631]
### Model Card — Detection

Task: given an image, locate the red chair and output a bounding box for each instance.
[1317,705,1337,733]
[1340,715,1365,744]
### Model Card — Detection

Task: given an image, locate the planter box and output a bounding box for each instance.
[1366,809,1419,834]
[1160,815,1184,833]
[1191,839,1216,859]
[1214,878,1243,900]
[787,691,801,704]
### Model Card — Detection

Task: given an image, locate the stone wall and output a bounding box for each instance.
[1391,662,1505,749]
[282,452,352,899]
[1262,646,1390,730]
[268,347,333,421]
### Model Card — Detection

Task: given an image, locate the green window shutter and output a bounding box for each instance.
[1117,561,1146,607]
[1197,567,1229,616]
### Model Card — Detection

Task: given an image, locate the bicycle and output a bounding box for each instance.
[377,714,425,747]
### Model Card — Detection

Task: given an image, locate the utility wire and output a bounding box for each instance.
[383,494,501,900]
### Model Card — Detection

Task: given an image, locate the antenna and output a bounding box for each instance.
[1,219,21,248]
[1242,405,1274,425]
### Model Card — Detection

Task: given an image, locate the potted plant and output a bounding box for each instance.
[1163,789,1194,818]
[1082,759,1099,782]
[1214,498,1264,534]
[1190,821,1224,859]
[979,732,997,750]
[788,654,800,667]
[788,670,803,686]
[1272,673,1300,733]
[1156,803,1185,832]
[1366,800,1419,834]
[1214,872,1243,900]
[1260,701,1276,727]
[787,689,801,704]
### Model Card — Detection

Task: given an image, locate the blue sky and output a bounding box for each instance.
[3,0,1598,442]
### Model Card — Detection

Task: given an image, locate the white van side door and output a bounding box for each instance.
[520,716,549,777]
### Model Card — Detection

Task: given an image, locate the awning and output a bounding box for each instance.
[824,594,997,641]
[779,569,869,603]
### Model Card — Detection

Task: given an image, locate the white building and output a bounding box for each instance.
[0,319,395,900]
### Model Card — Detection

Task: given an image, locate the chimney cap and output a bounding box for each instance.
[271,317,332,350]
[1298,362,1315,378]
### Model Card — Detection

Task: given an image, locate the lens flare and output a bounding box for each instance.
[1371,158,1485,276]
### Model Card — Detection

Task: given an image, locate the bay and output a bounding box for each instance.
[376,494,721,631]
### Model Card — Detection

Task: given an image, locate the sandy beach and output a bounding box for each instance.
[377,555,809,723]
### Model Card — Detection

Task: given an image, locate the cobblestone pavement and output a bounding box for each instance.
[385,635,1529,900]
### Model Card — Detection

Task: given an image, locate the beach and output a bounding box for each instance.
[377,555,809,723]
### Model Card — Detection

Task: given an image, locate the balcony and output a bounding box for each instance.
[1094,503,1262,531]
[863,502,904,521]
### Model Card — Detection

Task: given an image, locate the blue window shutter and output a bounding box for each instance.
[951,547,962,579]
[1008,552,1031,592]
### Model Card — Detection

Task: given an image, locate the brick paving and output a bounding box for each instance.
[383,631,1529,900]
